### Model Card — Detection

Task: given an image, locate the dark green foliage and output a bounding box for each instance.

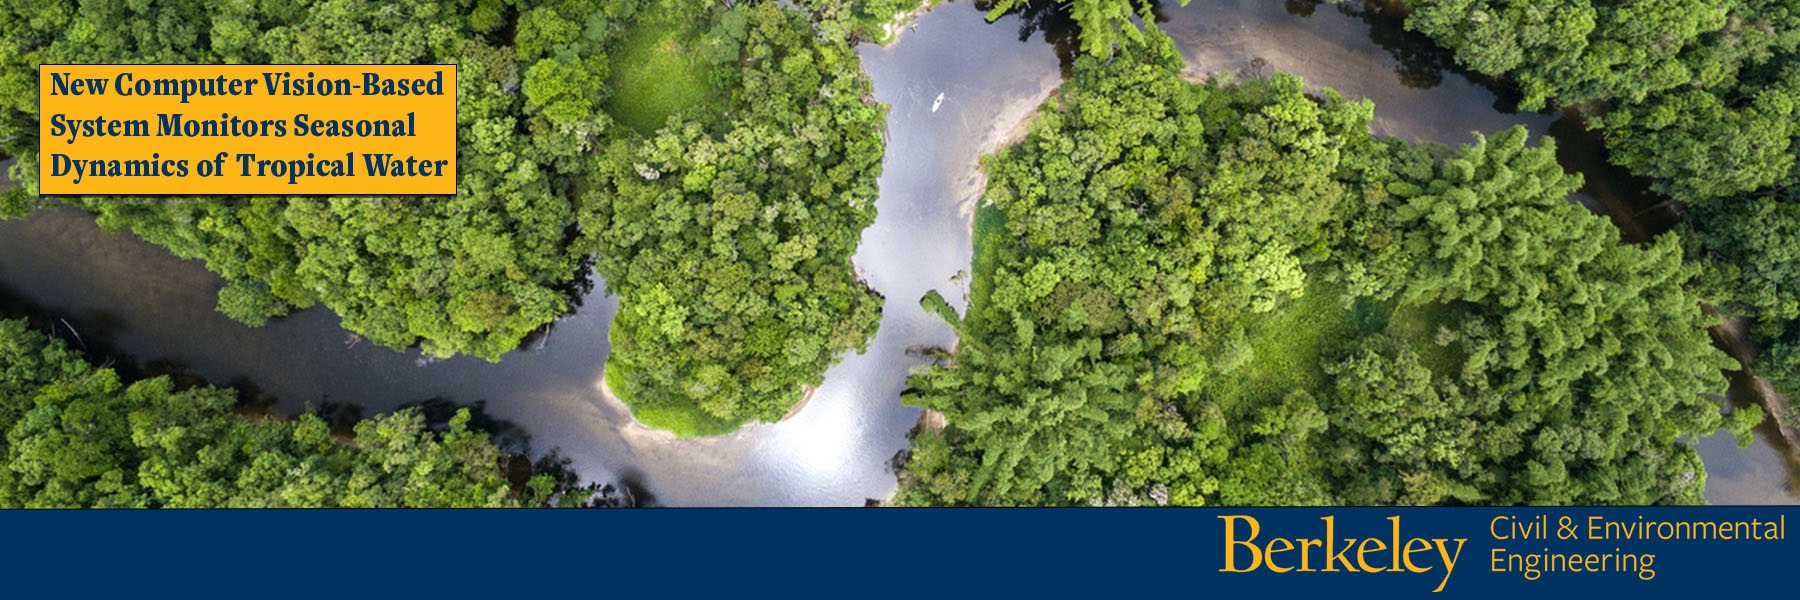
[1684,191,1800,399]
[583,3,885,432]
[1405,0,1800,209]
[1604,74,1799,202]
[1403,0,1800,428]
[1326,128,1733,505]
[0,318,531,508]
[894,29,1733,507]
[1405,0,1731,110]
[1686,194,1800,340]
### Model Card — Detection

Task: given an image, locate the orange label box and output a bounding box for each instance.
[38,64,456,195]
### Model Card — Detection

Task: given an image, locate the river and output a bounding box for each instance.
[0,0,1792,505]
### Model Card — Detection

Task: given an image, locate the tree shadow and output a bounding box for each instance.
[0,280,145,379]
[396,396,648,507]
[1340,0,1451,90]
[1284,0,1321,17]
[971,0,1082,78]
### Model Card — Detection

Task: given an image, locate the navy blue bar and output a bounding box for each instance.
[0,508,1790,598]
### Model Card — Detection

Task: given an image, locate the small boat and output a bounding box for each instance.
[931,92,944,112]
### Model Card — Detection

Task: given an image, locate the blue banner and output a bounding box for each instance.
[0,508,1790,598]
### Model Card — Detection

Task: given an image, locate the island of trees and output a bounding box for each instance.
[894,28,1759,506]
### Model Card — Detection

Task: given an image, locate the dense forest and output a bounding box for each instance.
[0,0,892,436]
[1397,0,1800,427]
[894,29,1758,506]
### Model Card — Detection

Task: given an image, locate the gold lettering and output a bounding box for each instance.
[1432,538,1467,593]
[1265,537,1295,573]
[1402,538,1433,573]
[1220,516,1262,573]
[1357,538,1388,573]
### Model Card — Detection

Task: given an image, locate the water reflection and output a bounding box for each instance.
[970,0,1080,77]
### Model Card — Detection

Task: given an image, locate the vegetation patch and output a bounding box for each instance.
[1400,0,1800,407]
[585,2,887,434]
[895,28,1750,508]
[797,0,936,45]
[967,202,1007,318]
[604,5,721,135]
[606,366,738,438]
[1200,278,1376,410]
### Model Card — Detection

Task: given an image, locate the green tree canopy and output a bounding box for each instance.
[895,28,1738,507]
[581,3,886,433]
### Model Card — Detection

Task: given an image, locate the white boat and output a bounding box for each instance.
[931,92,944,112]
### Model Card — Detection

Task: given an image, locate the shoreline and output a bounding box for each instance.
[1706,305,1800,450]
[602,365,822,434]
[780,385,820,422]
[874,0,941,46]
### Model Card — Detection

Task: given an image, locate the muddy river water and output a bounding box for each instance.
[0,0,1792,504]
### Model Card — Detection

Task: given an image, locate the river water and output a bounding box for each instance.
[0,0,1792,505]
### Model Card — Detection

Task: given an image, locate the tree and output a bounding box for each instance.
[898,30,1374,506]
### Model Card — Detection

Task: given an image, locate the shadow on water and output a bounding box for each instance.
[0,277,147,382]
[1283,0,1321,17]
[512,256,600,353]
[313,400,367,438]
[1548,114,1684,241]
[1345,0,1456,92]
[971,0,1080,77]
[220,377,284,418]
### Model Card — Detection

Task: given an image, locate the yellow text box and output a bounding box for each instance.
[39,64,456,195]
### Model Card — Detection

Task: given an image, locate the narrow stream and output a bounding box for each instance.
[0,0,1791,504]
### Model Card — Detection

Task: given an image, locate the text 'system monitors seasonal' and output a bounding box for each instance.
[38,65,456,195]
